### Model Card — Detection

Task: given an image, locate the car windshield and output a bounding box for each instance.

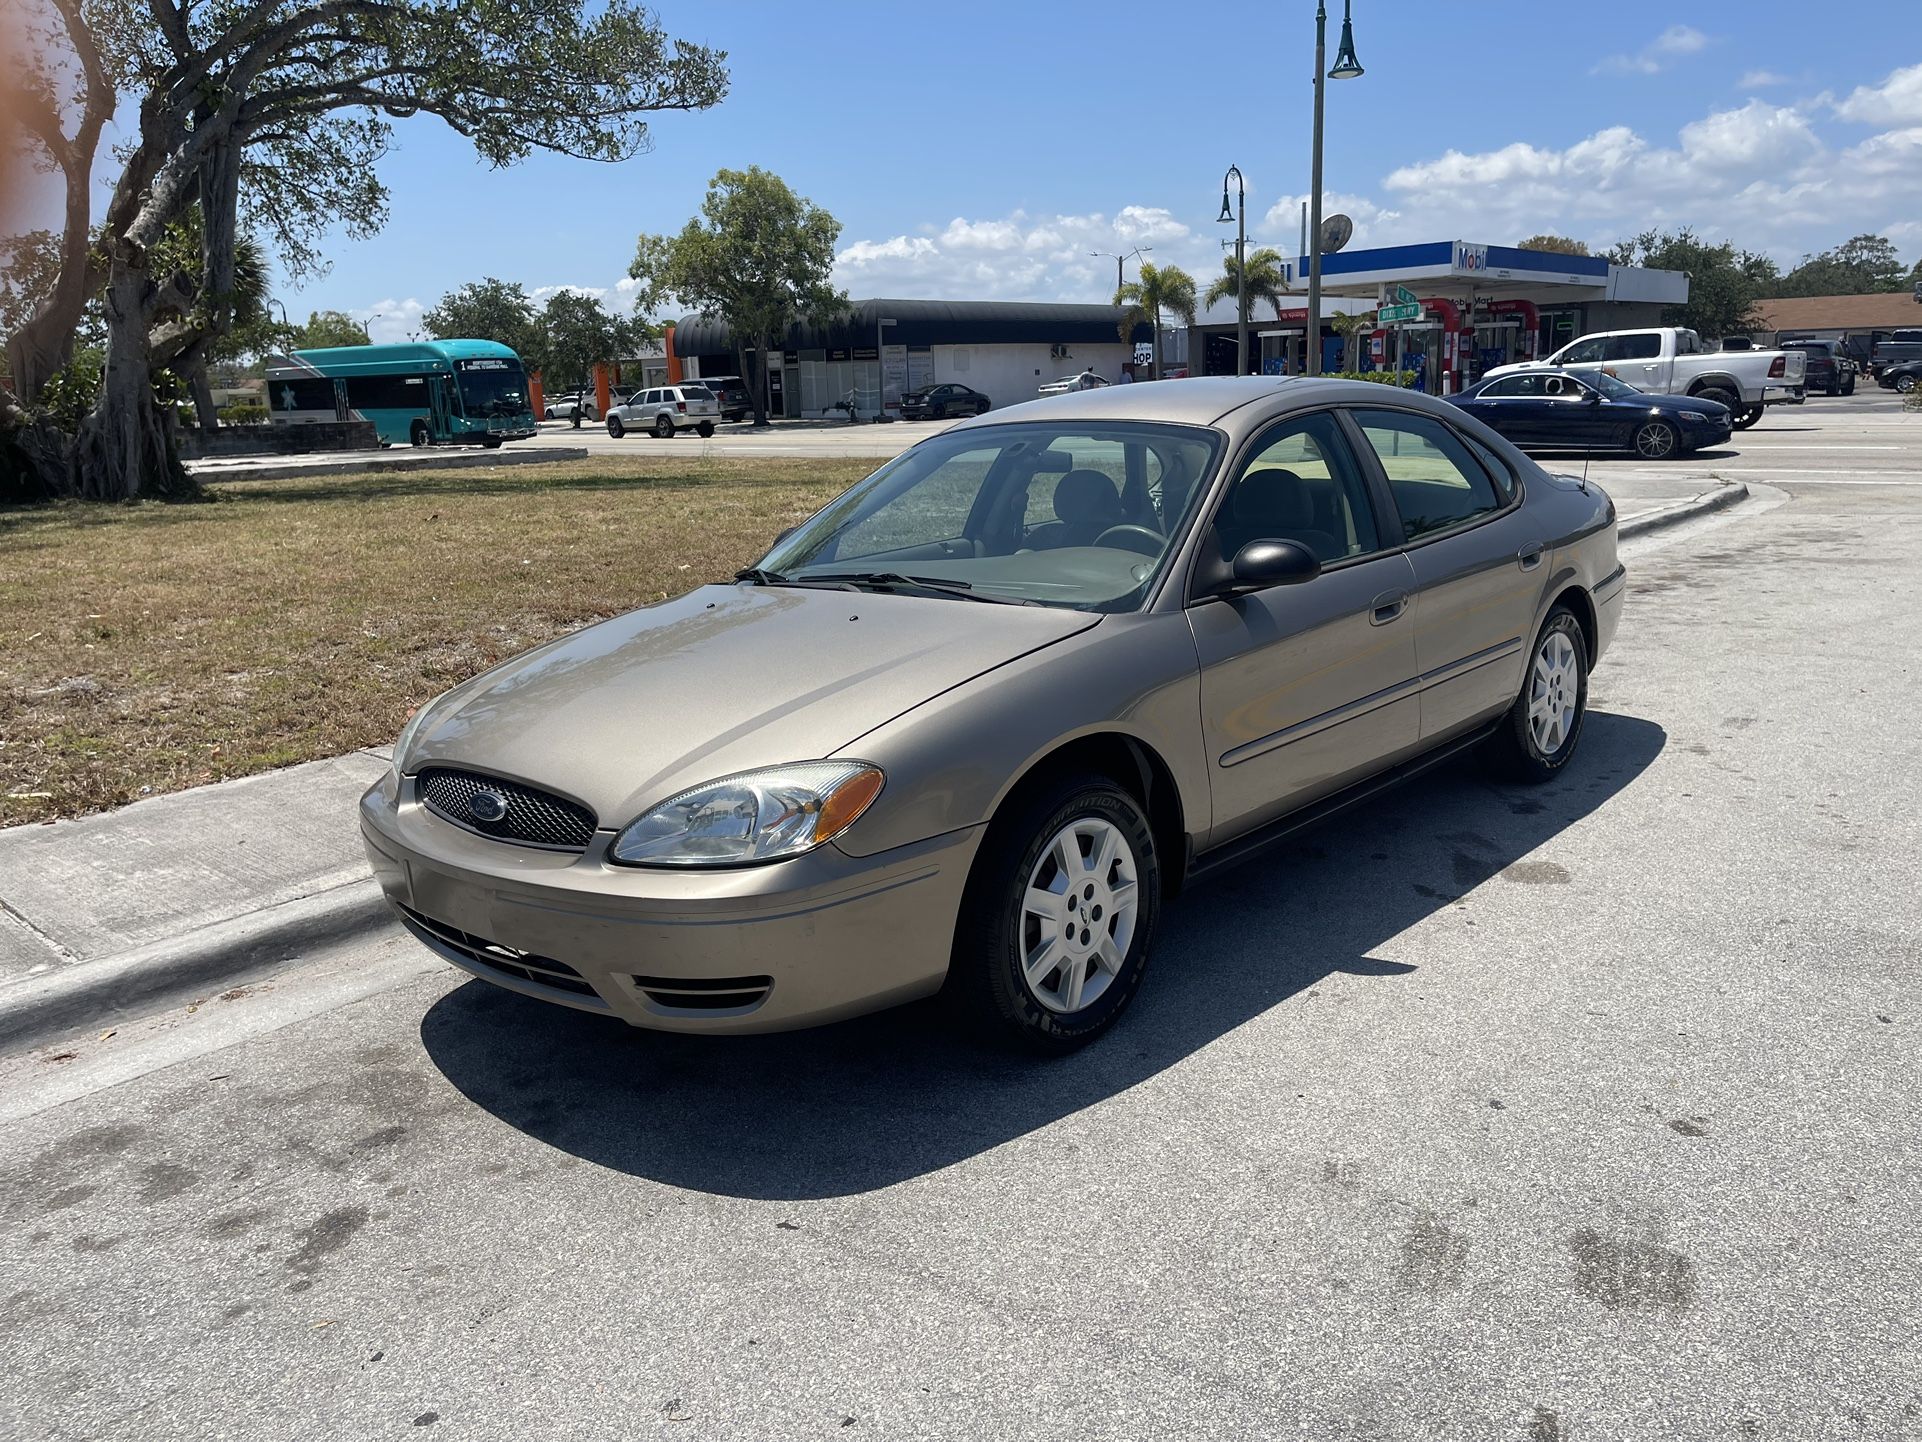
[1590,372,1642,400]
[757,421,1222,612]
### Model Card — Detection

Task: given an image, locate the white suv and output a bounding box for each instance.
[606,385,721,439]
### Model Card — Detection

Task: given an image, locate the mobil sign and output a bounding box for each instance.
[1452,242,1488,274]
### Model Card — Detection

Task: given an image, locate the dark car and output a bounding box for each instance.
[900,383,990,420]
[1877,358,1921,395]
[697,375,752,422]
[1449,367,1731,460]
[1778,339,1855,397]
[1869,329,1922,380]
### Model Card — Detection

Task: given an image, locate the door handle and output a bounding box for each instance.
[1517,545,1544,571]
[1370,590,1407,625]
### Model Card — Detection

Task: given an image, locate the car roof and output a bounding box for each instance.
[952,376,1458,429]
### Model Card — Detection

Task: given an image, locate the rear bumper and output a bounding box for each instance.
[360,771,981,1033]
[1763,385,1805,405]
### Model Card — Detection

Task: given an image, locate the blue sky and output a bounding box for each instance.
[221,1,1922,341]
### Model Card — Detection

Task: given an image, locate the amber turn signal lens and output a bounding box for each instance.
[812,767,884,843]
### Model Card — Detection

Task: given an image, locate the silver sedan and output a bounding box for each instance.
[363,379,1622,1049]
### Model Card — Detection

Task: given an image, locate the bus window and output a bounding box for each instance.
[345,374,429,411]
[271,376,337,415]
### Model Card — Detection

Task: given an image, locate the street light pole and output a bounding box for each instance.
[1219,165,1246,376]
[1307,0,1364,376]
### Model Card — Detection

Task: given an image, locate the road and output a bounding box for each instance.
[4,397,1920,1441]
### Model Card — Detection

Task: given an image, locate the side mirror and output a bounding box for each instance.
[1580,389,1601,405]
[1200,538,1321,598]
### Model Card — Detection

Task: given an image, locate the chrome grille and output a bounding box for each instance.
[417,767,595,851]
[398,905,604,1003]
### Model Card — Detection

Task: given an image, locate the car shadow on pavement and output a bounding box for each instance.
[420,710,1666,1200]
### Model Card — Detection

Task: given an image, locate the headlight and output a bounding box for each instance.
[390,694,444,776]
[610,762,884,868]
[1679,410,1709,422]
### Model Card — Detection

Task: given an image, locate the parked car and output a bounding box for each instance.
[363,378,1622,1049]
[1450,368,1731,458]
[543,394,598,422]
[1877,358,1922,394]
[1038,371,1110,398]
[1484,326,1804,430]
[900,383,990,420]
[1868,329,1922,380]
[1777,339,1855,397]
[605,384,720,438]
[697,374,752,422]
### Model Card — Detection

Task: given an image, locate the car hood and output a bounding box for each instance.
[408,583,1101,828]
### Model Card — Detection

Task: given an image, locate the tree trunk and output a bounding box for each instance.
[188,359,219,430]
[1152,309,1163,383]
[749,332,770,427]
[73,260,194,501]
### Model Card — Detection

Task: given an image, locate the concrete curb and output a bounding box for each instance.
[187,445,589,484]
[1618,481,1750,539]
[0,877,392,1054]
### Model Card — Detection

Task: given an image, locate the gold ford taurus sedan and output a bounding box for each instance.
[362,378,1623,1049]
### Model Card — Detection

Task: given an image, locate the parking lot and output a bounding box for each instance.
[3,396,1920,1439]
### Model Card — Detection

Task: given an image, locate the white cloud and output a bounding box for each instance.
[1677,100,1820,172]
[1258,192,1401,251]
[1738,69,1790,89]
[529,283,611,304]
[354,298,424,345]
[1833,62,1922,126]
[1593,24,1710,76]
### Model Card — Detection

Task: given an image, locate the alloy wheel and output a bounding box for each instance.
[1635,421,1676,459]
[1018,817,1139,1015]
[1529,631,1580,755]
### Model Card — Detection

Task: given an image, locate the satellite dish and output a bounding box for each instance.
[1320,214,1355,254]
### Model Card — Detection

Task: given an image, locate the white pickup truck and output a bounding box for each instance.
[1484,326,1805,430]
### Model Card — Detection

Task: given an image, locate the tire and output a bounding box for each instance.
[947,774,1160,1052]
[479,436,502,449]
[1843,380,1856,397]
[1695,385,1738,412]
[409,421,429,447]
[1825,379,1840,398]
[606,417,624,439]
[697,421,715,438]
[932,403,947,421]
[544,408,555,420]
[654,415,674,439]
[975,401,989,415]
[1633,419,1678,460]
[1487,608,1589,784]
[1897,374,1918,395]
[1732,405,1764,429]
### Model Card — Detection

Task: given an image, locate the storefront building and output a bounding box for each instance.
[1186,241,1689,395]
[669,300,1152,419]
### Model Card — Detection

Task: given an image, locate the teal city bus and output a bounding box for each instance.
[264,339,537,447]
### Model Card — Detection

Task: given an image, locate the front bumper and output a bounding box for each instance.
[360,770,983,1033]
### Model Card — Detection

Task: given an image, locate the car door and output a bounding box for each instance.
[1458,375,1544,444]
[1349,407,1539,741]
[1188,409,1421,843]
[1604,332,1664,390]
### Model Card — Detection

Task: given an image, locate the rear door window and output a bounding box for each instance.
[1606,333,1661,361]
[1352,409,1505,541]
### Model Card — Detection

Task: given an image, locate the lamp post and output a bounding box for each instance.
[1307,0,1363,376]
[1218,165,1247,376]
[363,313,379,344]
[1090,246,1152,294]
[875,315,897,421]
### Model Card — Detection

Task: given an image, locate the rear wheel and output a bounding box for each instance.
[1633,419,1678,460]
[606,416,624,439]
[479,435,502,449]
[948,775,1160,1051]
[1732,405,1764,429]
[1487,608,1588,783]
[697,421,715,438]
[654,415,674,439]
[409,421,429,447]
[975,400,989,415]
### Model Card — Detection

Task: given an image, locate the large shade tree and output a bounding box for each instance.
[1116,262,1197,381]
[3,0,726,501]
[1773,234,1911,297]
[423,279,543,360]
[1606,229,1778,340]
[539,289,651,393]
[628,167,844,427]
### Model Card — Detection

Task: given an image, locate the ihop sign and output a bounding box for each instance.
[1453,242,1488,273]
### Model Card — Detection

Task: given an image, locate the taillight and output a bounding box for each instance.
[676,400,687,412]
[1768,355,1785,377]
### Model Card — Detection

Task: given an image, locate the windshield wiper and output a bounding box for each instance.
[804,571,1024,604]
[733,567,789,585]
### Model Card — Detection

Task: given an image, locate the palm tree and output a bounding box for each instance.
[1203,247,1290,322]
[1115,262,1197,381]
[1330,309,1378,373]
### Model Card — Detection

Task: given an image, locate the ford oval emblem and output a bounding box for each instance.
[467,790,509,824]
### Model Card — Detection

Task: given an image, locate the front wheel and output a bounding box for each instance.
[606,417,624,439]
[1487,608,1588,783]
[479,435,502,449]
[409,421,430,447]
[948,775,1160,1052]
[654,415,674,439]
[1633,419,1678,460]
[1732,405,1764,429]
[1897,374,1919,395]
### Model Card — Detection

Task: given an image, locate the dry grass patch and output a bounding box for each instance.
[0,453,871,825]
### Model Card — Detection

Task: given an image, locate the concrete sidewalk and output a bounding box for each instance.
[0,477,1744,1050]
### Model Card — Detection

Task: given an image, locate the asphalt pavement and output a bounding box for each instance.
[3,396,1919,1440]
